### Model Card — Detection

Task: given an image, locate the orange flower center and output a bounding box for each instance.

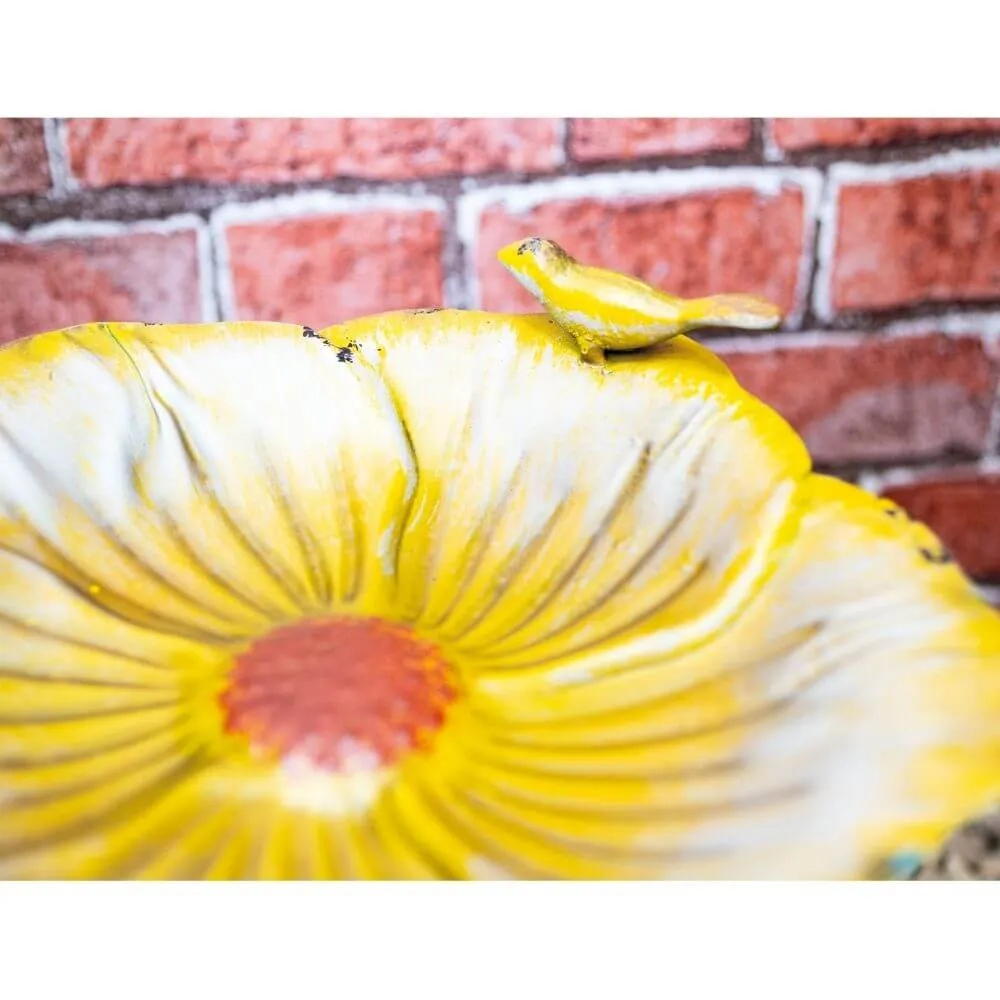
[220,617,457,772]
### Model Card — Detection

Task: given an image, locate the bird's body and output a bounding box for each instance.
[497,237,784,364]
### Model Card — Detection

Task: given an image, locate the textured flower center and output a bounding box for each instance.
[220,617,457,772]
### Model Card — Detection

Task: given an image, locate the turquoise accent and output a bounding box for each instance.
[886,852,924,879]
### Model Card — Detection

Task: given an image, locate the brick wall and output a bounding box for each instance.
[2,118,999,602]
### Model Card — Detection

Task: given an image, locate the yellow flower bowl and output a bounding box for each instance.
[1,310,998,879]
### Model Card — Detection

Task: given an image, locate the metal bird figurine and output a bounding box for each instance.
[497,236,783,364]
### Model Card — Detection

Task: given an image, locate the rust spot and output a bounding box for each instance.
[302,326,335,349]
[919,545,954,565]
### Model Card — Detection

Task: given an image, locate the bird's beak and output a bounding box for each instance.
[496,241,524,272]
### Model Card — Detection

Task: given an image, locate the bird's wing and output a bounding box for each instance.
[560,264,686,324]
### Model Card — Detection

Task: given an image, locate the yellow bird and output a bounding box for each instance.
[497,236,784,364]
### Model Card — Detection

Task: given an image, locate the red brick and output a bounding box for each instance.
[0,118,50,196]
[475,184,806,314]
[772,119,1000,152]
[721,334,997,466]
[881,475,1000,581]
[831,170,1000,314]
[570,119,751,162]
[67,119,561,189]
[225,209,444,326]
[0,229,202,345]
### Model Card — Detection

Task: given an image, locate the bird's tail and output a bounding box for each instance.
[680,293,783,331]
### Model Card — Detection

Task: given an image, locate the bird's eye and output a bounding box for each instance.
[516,242,530,256]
